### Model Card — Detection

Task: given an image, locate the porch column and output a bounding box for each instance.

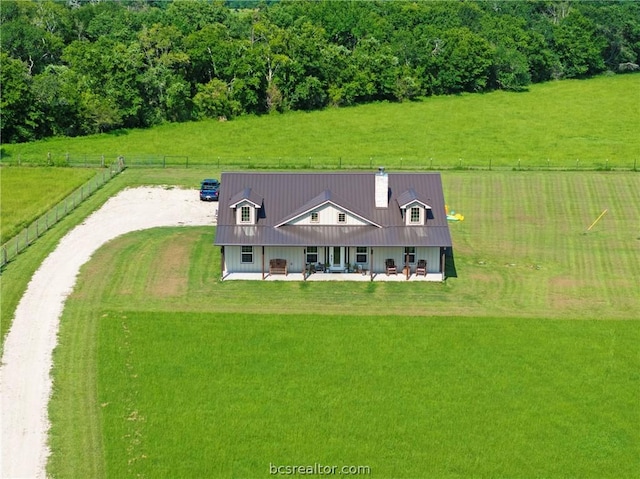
[370,248,374,281]
[441,248,446,280]
[262,246,265,280]
[405,250,409,280]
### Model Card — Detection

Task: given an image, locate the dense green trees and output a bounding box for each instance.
[1,0,638,143]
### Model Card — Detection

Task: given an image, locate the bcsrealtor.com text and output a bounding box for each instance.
[270,463,371,476]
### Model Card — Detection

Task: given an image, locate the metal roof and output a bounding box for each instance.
[396,188,431,209]
[215,171,452,247]
[228,187,263,208]
[275,189,382,228]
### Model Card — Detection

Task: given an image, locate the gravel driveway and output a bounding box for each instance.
[0,187,216,478]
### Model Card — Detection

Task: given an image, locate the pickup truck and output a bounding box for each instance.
[199,179,220,201]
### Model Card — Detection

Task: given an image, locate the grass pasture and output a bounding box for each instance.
[0,167,97,243]
[92,312,637,479]
[3,74,639,169]
[49,172,640,478]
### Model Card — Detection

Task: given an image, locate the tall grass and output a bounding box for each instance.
[0,167,97,243]
[3,75,639,168]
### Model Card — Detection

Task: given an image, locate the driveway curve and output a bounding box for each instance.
[0,187,216,478]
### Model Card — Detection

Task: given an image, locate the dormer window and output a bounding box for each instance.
[410,207,420,224]
[241,206,251,223]
[311,212,319,223]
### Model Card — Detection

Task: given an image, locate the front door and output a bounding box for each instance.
[330,246,345,271]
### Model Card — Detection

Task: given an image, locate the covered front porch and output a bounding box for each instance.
[221,271,445,282]
[220,245,447,279]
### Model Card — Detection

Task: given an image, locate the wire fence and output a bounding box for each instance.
[1,152,637,267]
[1,153,638,171]
[0,159,125,269]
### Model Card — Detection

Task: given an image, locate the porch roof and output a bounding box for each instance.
[215,224,452,247]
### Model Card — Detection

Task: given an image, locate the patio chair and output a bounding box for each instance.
[416,259,427,276]
[385,258,397,275]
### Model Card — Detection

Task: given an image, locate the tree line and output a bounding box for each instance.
[2,0,639,143]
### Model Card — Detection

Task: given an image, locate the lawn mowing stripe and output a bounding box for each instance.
[47,172,639,473]
[92,313,640,478]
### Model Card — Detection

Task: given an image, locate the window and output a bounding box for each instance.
[404,247,416,264]
[241,246,253,263]
[338,212,346,223]
[356,246,368,264]
[410,207,421,224]
[311,212,319,223]
[241,206,251,223]
[306,246,318,264]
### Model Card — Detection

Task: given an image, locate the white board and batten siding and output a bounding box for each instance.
[224,246,305,274]
[370,246,442,274]
[287,203,368,226]
[225,246,442,274]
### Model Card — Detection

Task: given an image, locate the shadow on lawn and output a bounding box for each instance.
[445,247,458,279]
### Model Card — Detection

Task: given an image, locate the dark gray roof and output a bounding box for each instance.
[215,171,452,247]
[275,189,381,228]
[396,188,431,209]
[228,187,262,208]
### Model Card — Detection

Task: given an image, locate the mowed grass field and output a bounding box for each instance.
[0,167,97,243]
[3,74,639,168]
[49,172,640,478]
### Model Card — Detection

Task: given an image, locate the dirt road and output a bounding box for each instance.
[0,187,216,478]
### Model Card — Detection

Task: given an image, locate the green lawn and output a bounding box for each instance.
[90,312,637,479]
[2,75,637,478]
[0,167,97,243]
[49,172,640,321]
[3,74,639,169]
[48,171,640,478]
